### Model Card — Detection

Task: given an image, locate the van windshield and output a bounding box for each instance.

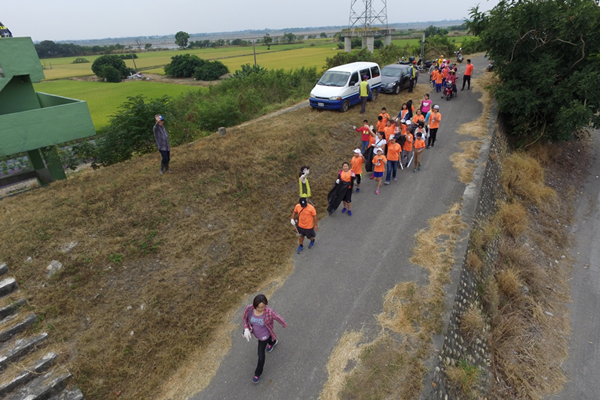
[318,71,351,87]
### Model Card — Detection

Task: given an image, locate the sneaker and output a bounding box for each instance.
[414,168,417,173]
[342,207,347,213]
[375,189,379,195]
[267,339,278,352]
[253,376,260,384]
[394,177,398,181]
[356,188,360,193]
[297,245,303,254]
[384,181,390,185]
[418,166,421,171]
[370,174,374,179]
[348,210,352,216]
[309,240,315,249]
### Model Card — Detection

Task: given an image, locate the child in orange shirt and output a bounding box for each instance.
[351,148,365,193]
[376,115,386,134]
[385,136,401,184]
[379,107,391,125]
[402,122,414,168]
[434,67,443,93]
[372,148,387,195]
[412,109,425,126]
[383,119,395,142]
[414,132,426,172]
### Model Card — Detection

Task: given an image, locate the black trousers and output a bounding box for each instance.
[159,150,170,166]
[255,336,276,377]
[428,128,438,147]
[462,75,471,90]
[360,96,368,113]
[408,78,415,93]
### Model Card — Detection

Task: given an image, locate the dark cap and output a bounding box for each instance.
[300,198,308,207]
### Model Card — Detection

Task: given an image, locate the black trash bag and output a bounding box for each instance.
[327,180,351,215]
[363,146,375,173]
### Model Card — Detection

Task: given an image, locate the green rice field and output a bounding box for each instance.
[33,80,204,128]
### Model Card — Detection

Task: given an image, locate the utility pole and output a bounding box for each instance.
[253,40,257,67]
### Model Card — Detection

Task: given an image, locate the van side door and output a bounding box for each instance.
[348,72,360,105]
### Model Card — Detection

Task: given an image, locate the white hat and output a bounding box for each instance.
[376,148,383,153]
[353,148,361,154]
[433,105,440,110]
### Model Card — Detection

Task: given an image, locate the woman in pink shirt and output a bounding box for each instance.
[242,294,287,384]
[420,93,432,115]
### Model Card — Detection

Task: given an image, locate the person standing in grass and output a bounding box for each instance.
[153,114,171,175]
[414,132,426,172]
[351,149,365,193]
[354,120,375,154]
[291,197,318,254]
[242,294,287,384]
[372,148,387,195]
[359,75,370,114]
[298,166,311,202]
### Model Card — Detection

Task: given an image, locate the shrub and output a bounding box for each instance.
[164,54,204,78]
[91,55,132,80]
[101,65,122,83]
[193,60,229,81]
[459,36,483,54]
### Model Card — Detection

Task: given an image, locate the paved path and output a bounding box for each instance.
[192,57,490,400]
[548,132,600,400]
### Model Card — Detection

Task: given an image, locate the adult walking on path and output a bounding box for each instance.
[291,198,318,254]
[359,76,370,114]
[153,114,171,175]
[327,162,355,216]
[461,59,474,90]
[427,105,442,148]
[242,294,287,384]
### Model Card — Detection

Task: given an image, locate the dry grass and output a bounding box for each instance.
[496,268,522,298]
[446,359,482,399]
[320,331,364,400]
[459,305,487,341]
[1,91,427,399]
[457,74,496,138]
[450,140,484,184]
[497,201,528,238]
[466,251,483,273]
[501,152,558,209]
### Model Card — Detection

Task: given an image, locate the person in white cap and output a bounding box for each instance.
[428,105,442,148]
[154,114,171,175]
[351,148,365,193]
[372,147,387,195]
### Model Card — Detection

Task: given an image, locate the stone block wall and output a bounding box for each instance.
[430,115,510,399]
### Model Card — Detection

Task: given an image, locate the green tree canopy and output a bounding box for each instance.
[91,55,132,81]
[469,0,600,142]
[320,32,328,38]
[164,54,204,78]
[175,31,190,49]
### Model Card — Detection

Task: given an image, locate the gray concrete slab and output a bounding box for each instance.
[547,131,600,400]
[192,56,490,400]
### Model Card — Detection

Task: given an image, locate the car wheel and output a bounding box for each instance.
[370,90,378,102]
[340,100,350,113]
[394,85,400,95]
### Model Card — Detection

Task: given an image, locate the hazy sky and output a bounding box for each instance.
[2,0,500,42]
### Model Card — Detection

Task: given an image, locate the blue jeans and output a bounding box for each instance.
[385,160,398,182]
[362,140,369,154]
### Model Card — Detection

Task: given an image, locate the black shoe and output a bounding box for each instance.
[461,88,464,91]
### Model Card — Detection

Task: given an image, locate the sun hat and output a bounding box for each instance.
[353,148,361,154]
[433,105,440,110]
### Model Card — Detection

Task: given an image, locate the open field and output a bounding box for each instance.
[33,80,203,128]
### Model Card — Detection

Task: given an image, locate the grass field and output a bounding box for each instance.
[33,80,204,128]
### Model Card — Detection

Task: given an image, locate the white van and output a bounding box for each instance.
[309,62,382,112]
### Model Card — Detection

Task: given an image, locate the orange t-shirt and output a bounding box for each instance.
[401,124,407,135]
[465,64,474,76]
[435,71,443,84]
[430,112,442,129]
[340,170,353,182]
[369,134,377,147]
[412,114,425,125]
[351,155,364,175]
[294,203,317,229]
[387,142,401,161]
[384,125,395,141]
[372,155,387,172]
[379,112,391,124]
[376,120,386,133]
[403,133,413,151]
[414,138,426,151]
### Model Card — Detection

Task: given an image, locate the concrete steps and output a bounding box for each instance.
[0,264,84,399]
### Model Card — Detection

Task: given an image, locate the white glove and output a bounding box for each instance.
[353,125,356,130]
[401,119,405,124]
[369,125,374,130]
[291,219,296,226]
[243,328,251,342]
[336,179,340,184]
